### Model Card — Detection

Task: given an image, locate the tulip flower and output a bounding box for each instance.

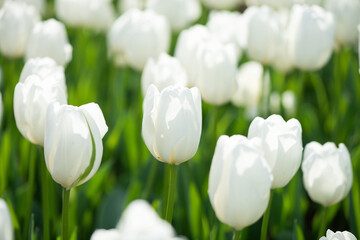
[146,0,201,31]
[208,135,273,232]
[174,25,211,87]
[244,5,281,65]
[0,199,13,240]
[248,114,303,189]
[201,0,242,10]
[320,229,357,240]
[287,5,335,71]
[195,39,237,105]
[302,142,353,207]
[26,19,73,66]
[0,1,40,58]
[141,53,188,96]
[142,85,201,165]
[14,75,67,146]
[324,0,360,46]
[108,9,170,71]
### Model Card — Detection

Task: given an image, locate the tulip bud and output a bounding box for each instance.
[142,85,202,165]
[287,5,335,71]
[14,75,67,146]
[146,0,201,31]
[26,19,73,66]
[141,53,188,96]
[248,114,303,188]
[108,9,170,71]
[0,1,40,58]
[324,0,360,46]
[44,102,108,189]
[244,5,281,65]
[302,142,353,207]
[174,25,211,87]
[208,135,273,230]
[195,40,237,105]
[0,198,13,240]
[201,0,242,10]
[320,229,357,240]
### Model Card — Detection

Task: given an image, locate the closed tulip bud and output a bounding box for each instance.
[231,61,263,109]
[14,75,67,146]
[142,85,201,165]
[146,0,201,31]
[201,0,242,10]
[287,5,335,71]
[244,5,281,65]
[302,142,353,207]
[174,25,211,87]
[26,19,73,66]
[44,102,108,189]
[0,1,40,58]
[248,114,303,188]
[108,9,170,71]
[141,53,188,96]
[320,229,357,240]
[0,199,13,240]
[324,0,360,46]
[195,40,237,105]
[208,135,273,230]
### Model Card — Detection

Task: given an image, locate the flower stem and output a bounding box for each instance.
[318,206,327,238]
[40,147,50,240]
[62,188,71,240]
[163,164,178,223]
[233,231,241,240]
[260,190,273,240]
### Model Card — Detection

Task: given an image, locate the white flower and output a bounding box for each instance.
[13,0,46,15]
[0,199,13,240]
[320,229,357,240]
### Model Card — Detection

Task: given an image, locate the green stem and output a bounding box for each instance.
[163,164,178,223]
[260,191,273,240]
[233,231,242,240]
[40,148,50,240]
[318,206,328,239]
[62,188,71,240]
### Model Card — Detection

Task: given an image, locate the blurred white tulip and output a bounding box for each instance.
[320,229,357,240]
[231,61,263,110]
[118,0,146,13]
[108,9,170,71]
[174,25,211,87]
[26,19,72,66]
[282,90,296,117]
[248,114,303,188]
[0,198,13,240]
[287,5,335,71]
[302,142,353,206]
[14,75,67,146]
[195,40,237,105]
[244,5,281,65]
[90,229,121,240]
[201,0,242,10]
[141,53,187,96]
[0,1,40,58]
[146,0,201,31]
[269,92,281,114]
[142,85,202,165]
[208,135,273,230]
[44,102,108,189]
[324,0,360,47]
[13,0,46,15]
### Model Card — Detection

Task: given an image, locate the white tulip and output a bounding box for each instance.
[231,61,263,110]
[208,135,273,230]
[320,229,357,240]
[324,0,360,46]
[13,0,46,15]
[248,114,303,188]
[108,9,170,71]
[142,85,202,165]
[90,229,121,240]
[141,53,187,96]
[26,19,73,66]
[0,1,40,58]
[201,0,242,10]
[0,199,13,240]
[146,0,201,31]
[44,102,108,189]
[195,39,237,105]
[174,25,211,87]
[282,90,296,117]
[14,75,67,146]
[302,142,353,207]
[287,5,335,71]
